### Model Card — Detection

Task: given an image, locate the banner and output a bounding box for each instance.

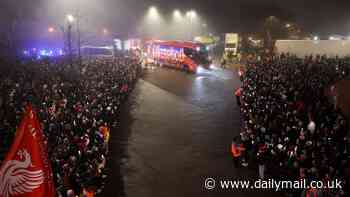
[0,105,55,197]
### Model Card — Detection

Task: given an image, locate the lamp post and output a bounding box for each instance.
[66,14,74,65]
[77,14,81,66]
[172,9,186,39]
[202,23,208,36]
[66,0,83,66]
[146,6,161,38]
[186,10,196,41]
[76,0,82,66]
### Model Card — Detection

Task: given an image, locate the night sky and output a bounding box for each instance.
[1,0,350,37]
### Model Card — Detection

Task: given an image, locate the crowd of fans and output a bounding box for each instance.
[0,56,141,196]
[236,54,350,197]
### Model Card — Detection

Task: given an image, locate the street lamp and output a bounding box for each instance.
[148,6,159,20]
[173,9,182,19]
[145,6,162,38]
[186,10,197,19]
[150,6,157,13]
[66,14,75,23]
[65,14,75,66]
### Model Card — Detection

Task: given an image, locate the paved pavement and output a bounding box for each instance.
[101,66,284,197]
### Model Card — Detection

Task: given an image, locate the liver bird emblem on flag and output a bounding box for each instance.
[0,105,55,197]
[0,149,44,197]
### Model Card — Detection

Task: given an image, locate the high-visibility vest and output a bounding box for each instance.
[231,143,241,157]
[306,188,318,197]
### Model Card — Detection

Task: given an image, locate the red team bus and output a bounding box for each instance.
[144,40,210,73]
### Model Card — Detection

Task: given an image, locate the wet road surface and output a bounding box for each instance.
[101,66,283,197]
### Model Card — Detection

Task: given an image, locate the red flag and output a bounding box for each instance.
[0,105,55,197]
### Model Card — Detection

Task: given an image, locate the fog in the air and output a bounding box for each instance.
[0,0,215,44]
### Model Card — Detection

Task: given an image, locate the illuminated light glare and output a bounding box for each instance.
[103,28,109,34]
[150,6,157,13]
[329,36,341,40]
[196,67,205,74]
[196,76,206,80]
[148,6,159,20]
[191,11,197,18]
[313,36,319,41]
[39,50,46,56]
[66,14,75,23]
[114,39,122,50]
[48,27,55,33]
[24,48,64,58]
[196,47,200,51]
[186,10,197,19]
[173,10,181,19]
[285,23,291,28]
